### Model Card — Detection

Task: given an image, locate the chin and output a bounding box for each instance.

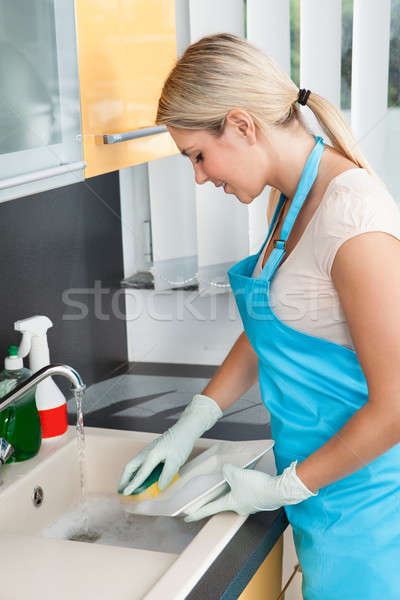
[235,193,255,205]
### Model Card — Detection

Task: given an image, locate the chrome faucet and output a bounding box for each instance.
[0,364,86,483]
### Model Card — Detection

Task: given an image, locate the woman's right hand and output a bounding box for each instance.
[118,427,195,495]
[118,393,223,495]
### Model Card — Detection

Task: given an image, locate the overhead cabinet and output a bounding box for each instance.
[0,0,84,203]
[75,0,179,178]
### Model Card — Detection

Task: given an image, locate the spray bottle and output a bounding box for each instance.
[14,315,68,439]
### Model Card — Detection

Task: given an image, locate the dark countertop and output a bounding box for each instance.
[67,362,289,598]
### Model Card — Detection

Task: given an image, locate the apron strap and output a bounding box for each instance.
[259,135,324,282]
[255,193,287,262]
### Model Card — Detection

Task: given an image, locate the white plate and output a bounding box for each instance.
[120,439,274,517]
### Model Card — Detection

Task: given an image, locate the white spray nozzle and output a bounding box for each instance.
[14,315,53,336]
[14,316,53,359]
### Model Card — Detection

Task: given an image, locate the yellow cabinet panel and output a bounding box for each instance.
[239,535,283,600]
[75,0,178,178]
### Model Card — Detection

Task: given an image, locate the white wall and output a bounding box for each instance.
[124,287,243,364]
[148,154,197,263]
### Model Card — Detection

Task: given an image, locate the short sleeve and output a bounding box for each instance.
[314,182,400,278]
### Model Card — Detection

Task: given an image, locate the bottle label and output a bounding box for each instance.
[39,403,68,438]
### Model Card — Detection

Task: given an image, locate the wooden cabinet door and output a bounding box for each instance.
[75,0,178,178]
[238,535,283,599]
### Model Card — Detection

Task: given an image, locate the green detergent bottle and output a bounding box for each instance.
[0,345,42,463]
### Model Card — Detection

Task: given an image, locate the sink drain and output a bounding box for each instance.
[32,486,44,507]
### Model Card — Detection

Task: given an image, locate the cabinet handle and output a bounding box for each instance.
[103,125,167,145]
[276,563,302,600]
[0,161,86,191]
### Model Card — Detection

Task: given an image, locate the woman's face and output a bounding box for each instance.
[167,110,270,204]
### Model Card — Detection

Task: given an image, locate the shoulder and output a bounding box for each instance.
[312,169,400,277]
[319,169,398,227]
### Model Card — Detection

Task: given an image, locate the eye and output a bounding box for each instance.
[195,152,203,163]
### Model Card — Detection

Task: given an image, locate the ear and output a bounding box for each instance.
[225,109,257,145]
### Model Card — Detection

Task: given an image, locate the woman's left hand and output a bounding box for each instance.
[184,461,318,523]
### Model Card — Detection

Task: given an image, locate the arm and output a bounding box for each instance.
[296,231,400,492]
[201,331,259,412]
[119,331,260,495]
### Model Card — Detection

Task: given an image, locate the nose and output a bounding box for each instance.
[194,163,208,185]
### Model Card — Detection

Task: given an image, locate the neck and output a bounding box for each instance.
[262,123,327,202]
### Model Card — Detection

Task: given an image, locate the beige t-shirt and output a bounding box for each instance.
[252,168,400,350]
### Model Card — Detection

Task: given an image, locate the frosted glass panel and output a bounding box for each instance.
[0,0,62,153]
[0,0,84,203]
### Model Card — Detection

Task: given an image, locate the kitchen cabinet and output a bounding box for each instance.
[281,526,303,599]
[238,535,283,599]
[0,0,84,203]
[75,0,178,178]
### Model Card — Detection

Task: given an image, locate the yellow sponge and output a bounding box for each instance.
[119,463,179,503]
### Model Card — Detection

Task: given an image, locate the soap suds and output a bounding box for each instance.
[42,494,203,554]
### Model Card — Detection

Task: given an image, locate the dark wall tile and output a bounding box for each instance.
[0,172,128,394]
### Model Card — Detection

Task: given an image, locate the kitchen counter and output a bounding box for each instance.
[66,363,289,598]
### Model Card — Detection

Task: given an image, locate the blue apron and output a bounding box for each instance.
[227,135,400,598]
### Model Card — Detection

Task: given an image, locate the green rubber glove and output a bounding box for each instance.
[118,393,223,495]
[184,461,318,522]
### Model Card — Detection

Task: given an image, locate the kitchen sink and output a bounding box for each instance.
[0,425,276,599]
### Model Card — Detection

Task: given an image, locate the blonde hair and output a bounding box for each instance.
[156,33,380,205]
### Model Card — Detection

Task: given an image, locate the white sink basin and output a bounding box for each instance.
[0,426,276,599]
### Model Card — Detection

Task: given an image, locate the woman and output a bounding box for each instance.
[118,34,400,598]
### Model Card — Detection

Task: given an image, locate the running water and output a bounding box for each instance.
[73,387,93,539]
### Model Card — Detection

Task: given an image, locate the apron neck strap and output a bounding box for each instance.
[259,135,324,282]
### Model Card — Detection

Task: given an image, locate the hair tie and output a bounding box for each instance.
[297,89,311,106]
